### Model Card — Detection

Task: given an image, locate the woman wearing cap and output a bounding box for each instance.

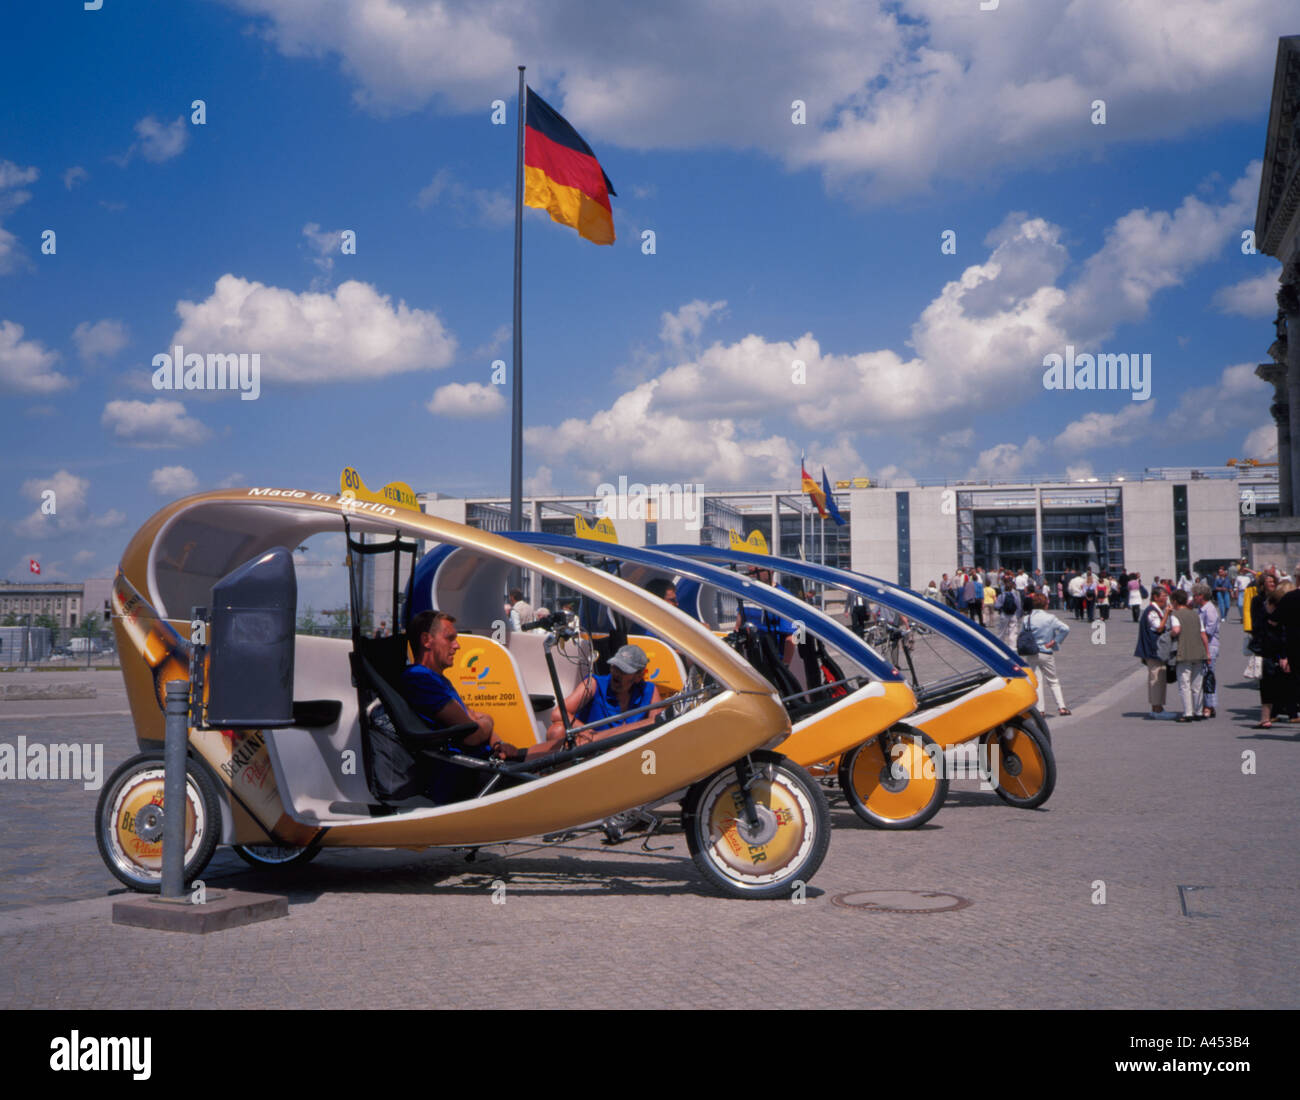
[544,643,664,748]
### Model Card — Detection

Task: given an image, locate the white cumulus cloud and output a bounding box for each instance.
[14,471,125,539]
[169,274,457,384]
[660,300,727,349]
[968,437,1045,479]
[0,159,38,275]
[1054,403,1157,454]
[1242,423,1277,461]
[102,399,211,448]
[149,466,200,496]
[1213,269,1281,317]
[222,0,1294,200]
[1166,362,1269,435]
[0,321,71,394]
[126,115,190,164]
[72,319,129,363]
[427,381,506,418]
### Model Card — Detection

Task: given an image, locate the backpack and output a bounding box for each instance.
[1017,610,1040,656]
[1001,592,1018,615]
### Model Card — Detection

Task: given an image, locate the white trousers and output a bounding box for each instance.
[1033,651,1066,710]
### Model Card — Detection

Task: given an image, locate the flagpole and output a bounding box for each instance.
[819,513,825,608]
[510,65,526,535]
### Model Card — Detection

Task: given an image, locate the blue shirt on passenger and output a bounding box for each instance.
[578,674,656,732]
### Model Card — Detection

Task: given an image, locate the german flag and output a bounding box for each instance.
[524,88,616,245]
[801,456,828,519]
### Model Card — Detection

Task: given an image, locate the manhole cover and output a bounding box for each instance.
[831,890,972,914]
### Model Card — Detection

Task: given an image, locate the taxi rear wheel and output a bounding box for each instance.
[95,751,221,893]
[232,841,322,869]
[682,751,829,900]
[837,723,948,829]
[982,722,1056,809]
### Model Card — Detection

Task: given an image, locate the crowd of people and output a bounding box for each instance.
[1231,562,1300,729]
[921,560,1267,724]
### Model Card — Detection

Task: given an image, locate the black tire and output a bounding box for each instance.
[95,750,222,893]
[981,722,1056,809]
[232,840,322,869]
[837,722,948,829]
[1022,705,1052,745]
[681,750,830,899]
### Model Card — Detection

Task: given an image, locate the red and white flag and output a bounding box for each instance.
[28,559,40,575]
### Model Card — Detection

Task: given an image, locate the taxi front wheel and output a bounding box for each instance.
[95,751,221,893]
[681,751,829,900]
[838,723,948,829]
[981,722,1056,809]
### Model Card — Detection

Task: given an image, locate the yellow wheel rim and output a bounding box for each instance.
[108,767,201,875]
[851,736,939,820]
[991,728,1046,800]
[702,768,815,884]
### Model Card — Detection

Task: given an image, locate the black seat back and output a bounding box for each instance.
[732,627,805,712]
[351,649,431,802]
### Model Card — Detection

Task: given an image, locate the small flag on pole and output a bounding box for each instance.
[524,87,617,245]
[800,453,828,519]
[29,559,40,575]
[821,468,846,526]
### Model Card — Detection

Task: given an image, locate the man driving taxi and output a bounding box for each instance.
[399,610,524,761]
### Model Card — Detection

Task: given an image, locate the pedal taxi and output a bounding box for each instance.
[660,545,1057,811]
[409,533,943,829]
[95,485,830,900]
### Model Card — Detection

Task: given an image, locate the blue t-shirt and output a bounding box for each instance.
[398,664,483,751]
[578,674,656,732]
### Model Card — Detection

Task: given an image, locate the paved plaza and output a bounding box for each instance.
[1,613,1297,1010]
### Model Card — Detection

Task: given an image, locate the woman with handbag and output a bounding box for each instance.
[1134,585,1172,718]
[1253,581,1290,728]
[1020,592,1071,716]
[1192,583,1220,718]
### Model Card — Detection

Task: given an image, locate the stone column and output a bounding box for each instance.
[1257,361,1291,515]
[1281,278,1300,518]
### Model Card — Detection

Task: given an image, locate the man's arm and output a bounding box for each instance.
[430,699,493,745]
[548,676,596,739]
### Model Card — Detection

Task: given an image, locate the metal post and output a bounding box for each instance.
[510,66,526,534]
[161,679,189,898]
[1035,486,1044,575]
[819,513,825,610]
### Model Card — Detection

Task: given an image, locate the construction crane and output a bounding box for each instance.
[1226,458,1279,467]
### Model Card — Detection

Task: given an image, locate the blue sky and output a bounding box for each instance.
[1,0,1295,595]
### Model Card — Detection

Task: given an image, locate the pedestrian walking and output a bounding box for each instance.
[1128,572,1145,622]
[1212,567,1231,621]
[982,580,998,629]
[962,574,982,624]
[1234,564,1253,623]
[1168,589,1208,723]
[1193,583,1219,718]
[1068,570,1085,620]
[1022,592,1071,716]
[998,581,1022,649]
[1253,581,1291,728]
